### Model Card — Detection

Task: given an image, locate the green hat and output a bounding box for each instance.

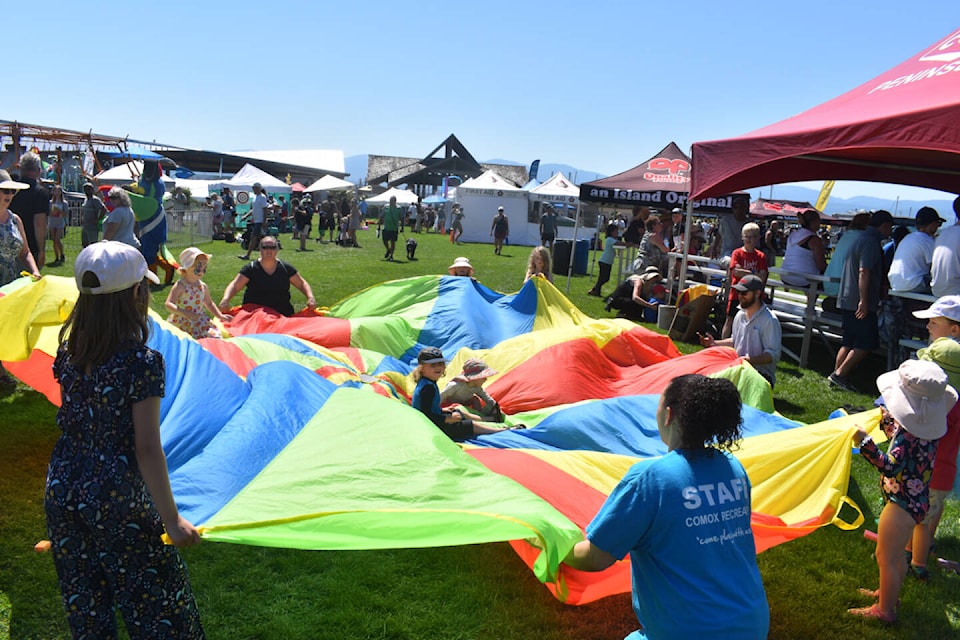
[918,337,960,391]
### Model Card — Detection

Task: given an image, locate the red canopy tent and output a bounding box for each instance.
[580,141,745,213]
[691,27,960,199]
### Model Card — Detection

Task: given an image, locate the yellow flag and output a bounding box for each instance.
[815,180,835,211]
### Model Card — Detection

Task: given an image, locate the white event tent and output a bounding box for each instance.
[366,187,419,206]
[211,163,292,195]
[304,174,354,193]
[455,170,527,244]
[527,171,589,238]
[95,161,174,188]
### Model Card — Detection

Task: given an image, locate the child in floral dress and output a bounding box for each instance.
[850,359,956,624]
[165,247,232,339]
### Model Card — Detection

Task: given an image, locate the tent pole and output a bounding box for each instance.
[676,198,695,306]
[565,201,582,294]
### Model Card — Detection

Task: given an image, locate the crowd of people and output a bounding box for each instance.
[5,152,960,636]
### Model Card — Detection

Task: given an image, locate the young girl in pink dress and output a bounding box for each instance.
[164,247,232,339]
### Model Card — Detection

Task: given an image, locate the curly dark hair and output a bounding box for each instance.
[662,374,743,454]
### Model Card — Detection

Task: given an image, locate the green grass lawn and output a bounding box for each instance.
[2,225,959,639]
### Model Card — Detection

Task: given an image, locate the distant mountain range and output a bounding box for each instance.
[344,155,954,219]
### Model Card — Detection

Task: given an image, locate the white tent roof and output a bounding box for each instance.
[213,163,292,193]
[96,161,174,186]
[304,174,354,193]
[528,172,580,202]
[458,169,522,191]
[365,187,419,206]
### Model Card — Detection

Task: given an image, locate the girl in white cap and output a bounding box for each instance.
[850,359,957,624]
[165,247,233,339]
[46,241,204,637]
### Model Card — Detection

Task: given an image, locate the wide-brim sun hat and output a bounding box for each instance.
[75,241,160,295]
[0,169,29,191]
[179,247,212,271]
[876,359,957,440]
[640,266,661,281]
[454,358,498,383]
[448,256,474,275]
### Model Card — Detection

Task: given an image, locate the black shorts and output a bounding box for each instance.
[541,233,555,245]
[382,230,398,243]
[251,222,263,236]
[840,309,879,351]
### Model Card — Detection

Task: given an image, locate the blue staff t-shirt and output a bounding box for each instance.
[587,449,769,640]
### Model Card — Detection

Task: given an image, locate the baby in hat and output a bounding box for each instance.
[850,359,957,623]
[164,247,233,339]
[907,338,960,579]
[441,358,503,422]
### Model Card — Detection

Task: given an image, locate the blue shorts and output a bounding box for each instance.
[841,309,879,350]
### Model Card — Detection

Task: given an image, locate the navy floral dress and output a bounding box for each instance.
[45,343,204,639]
[859,426,939,524]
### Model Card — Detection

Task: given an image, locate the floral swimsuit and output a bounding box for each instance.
[860,426,939,523]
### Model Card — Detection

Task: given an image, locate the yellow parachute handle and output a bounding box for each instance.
[831,495,865,531]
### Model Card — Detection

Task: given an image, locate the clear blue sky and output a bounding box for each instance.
[7,1,956,201]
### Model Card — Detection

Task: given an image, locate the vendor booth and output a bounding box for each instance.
[366,187,419,206]
[455,170,527,244]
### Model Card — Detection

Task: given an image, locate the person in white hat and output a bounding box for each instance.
[850,359,957,623]
[45,241,204,637]
[912,295,960,343]
[164,247,233,339]
[447,256,475,278]
[0,169,41,388]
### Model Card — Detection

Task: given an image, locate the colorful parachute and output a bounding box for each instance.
[0,274,877,604]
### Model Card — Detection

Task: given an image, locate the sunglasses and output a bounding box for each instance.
[0,188,17,195]
[260,244,278,250]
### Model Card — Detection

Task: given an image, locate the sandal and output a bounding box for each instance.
[908,563,930,582]
[847,604,897,625]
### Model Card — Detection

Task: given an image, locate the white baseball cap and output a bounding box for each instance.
[75,241,159,295]
[913,296,960,323]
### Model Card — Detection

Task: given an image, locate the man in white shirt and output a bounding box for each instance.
[888,206,945,293]
[932,197,960,297]
[239,182,274,260]
[699,275,782,386]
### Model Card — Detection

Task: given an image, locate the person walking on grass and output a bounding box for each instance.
[491,206,509,255]
[587,223,619,297]
[378,195,403,261]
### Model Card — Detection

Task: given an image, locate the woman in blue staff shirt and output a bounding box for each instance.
[564,374,769,640]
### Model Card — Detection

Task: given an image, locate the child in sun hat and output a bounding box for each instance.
[411,347,518,441]
[907,338,960,579]
[441,358,503,422]
[447,256,474,278]
[164,247,233,339]
[850,359,957,624]
[912,295,960,343]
